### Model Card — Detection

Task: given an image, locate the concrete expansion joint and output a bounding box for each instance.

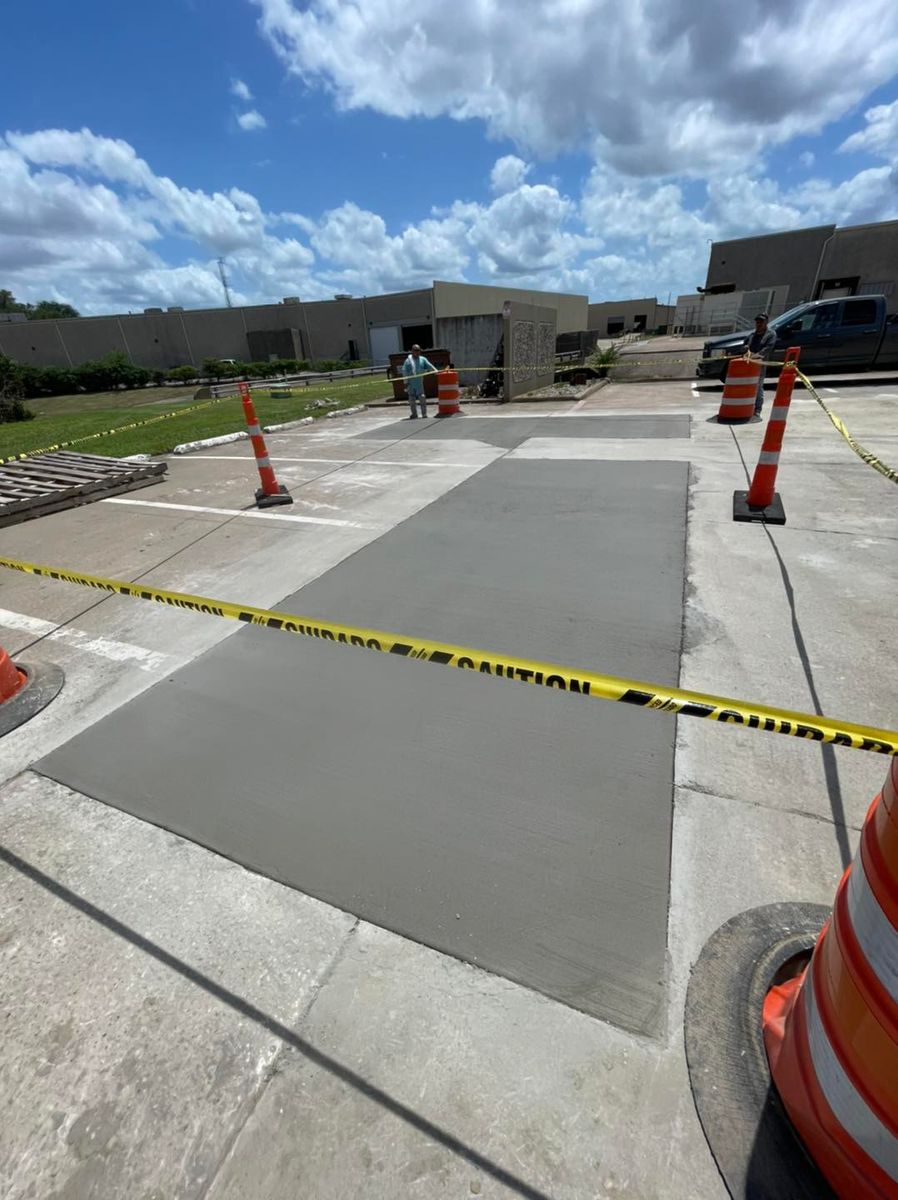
[197,915,361,1200]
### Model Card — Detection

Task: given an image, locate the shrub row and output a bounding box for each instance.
[0,351,375,403]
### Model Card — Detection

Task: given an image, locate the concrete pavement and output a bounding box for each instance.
[1,383,896,1198]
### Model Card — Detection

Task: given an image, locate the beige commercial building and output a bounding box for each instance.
[587,298,674,337]
[0,281,588,372]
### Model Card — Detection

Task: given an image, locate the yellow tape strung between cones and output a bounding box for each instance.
[1,396,224,464]
[796,368,898,484]
[1,556,895,756]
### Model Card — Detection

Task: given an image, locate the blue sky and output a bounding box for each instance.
[3,0,898,314]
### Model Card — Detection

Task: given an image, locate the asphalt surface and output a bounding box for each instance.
[38,456,688,1036]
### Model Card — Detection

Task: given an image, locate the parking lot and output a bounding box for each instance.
[1,378,896,1198]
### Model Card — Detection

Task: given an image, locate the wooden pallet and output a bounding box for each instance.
[0,451,167,528]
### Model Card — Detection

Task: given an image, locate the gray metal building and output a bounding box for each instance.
[0,281,587,371]
[704,219,898,309]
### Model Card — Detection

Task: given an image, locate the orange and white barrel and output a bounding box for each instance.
[437,370,461,417]
[764,754,898,1198]
[717,357,762,423]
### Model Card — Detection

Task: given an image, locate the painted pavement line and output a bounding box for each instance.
[0,605,169,672]
[186,454,484,468]
[101,497,369,529]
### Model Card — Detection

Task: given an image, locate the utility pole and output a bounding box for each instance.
[217,258,233,308]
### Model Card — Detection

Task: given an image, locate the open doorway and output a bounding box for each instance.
[402,323,434,350]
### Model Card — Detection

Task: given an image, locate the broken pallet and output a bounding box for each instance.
[0,451,167,528]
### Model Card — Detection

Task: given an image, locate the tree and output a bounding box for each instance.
[168,365,198,383]
[0,290,80,319]
[0,355,34,423]
[0,290,27,313]
[29,300,80,320]
[202,357,226,380]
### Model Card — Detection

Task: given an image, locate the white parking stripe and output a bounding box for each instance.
[102,497,367,529]
[0,606,169,672]
[187,455,480,468]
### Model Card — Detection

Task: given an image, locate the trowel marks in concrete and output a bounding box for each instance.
[39,460,687,1037]
[359,414,689,449]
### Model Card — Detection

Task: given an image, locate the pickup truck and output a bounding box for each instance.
[696,294,898,379]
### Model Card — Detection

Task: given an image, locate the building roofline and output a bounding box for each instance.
[710,223,835,248]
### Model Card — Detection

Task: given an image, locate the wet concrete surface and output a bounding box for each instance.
[38,459,687,1037]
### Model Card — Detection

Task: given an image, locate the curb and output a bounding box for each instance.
[173,431,248,455]
[264,416,315,433]
[326,404,368,419]
[169,404,370,456]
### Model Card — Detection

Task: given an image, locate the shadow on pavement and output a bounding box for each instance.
[0,843,556,1200]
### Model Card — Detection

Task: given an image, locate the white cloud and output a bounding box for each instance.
[490,155,531,195]
[252,0,898,174]
[3,106,898,322]
[840,99,898,158]
[237,109,268,131]
[231,78,253,102]
[799,151,815,169]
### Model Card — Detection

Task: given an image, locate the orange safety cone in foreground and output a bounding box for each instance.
[717,356,763,423]
[763,754,898,1199]
[436,369,461,417]
[733,346,801,526]
[238,381,293,508]
[0,642,64,737]
[0,644,26,704]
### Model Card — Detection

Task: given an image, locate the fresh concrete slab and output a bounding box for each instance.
[38,460,688,1037]
[357,414,690,448]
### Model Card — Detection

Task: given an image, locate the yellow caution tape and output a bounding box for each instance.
[1,375,391,465]
[1,555,894,756]
[796,370,898,485]
[1,397,222,464]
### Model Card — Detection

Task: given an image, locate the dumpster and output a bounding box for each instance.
[388,348,452,402]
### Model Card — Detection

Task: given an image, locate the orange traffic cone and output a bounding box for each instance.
[0,644,25,704]
[764,754,898,1199]
[733,347,800,526]
[238,382,293,508]
[0,643,64,738]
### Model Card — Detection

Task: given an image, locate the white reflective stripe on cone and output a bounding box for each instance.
[847,856,898,1004]
[770,406,791,420]
[805,970,898,1182]
[758,451,780,464]
[247,424,262,436]
[255,457,272,468]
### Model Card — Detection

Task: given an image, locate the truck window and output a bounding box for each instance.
[812,306,838,331]
[840,298,878,326]
[787,306,836,333]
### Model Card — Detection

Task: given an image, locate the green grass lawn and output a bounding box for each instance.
[1,378,396,460]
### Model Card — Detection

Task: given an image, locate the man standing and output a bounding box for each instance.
[401,344,436,419]
[745,312,777,419]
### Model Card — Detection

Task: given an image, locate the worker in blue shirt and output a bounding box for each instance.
[401,345,436,419]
